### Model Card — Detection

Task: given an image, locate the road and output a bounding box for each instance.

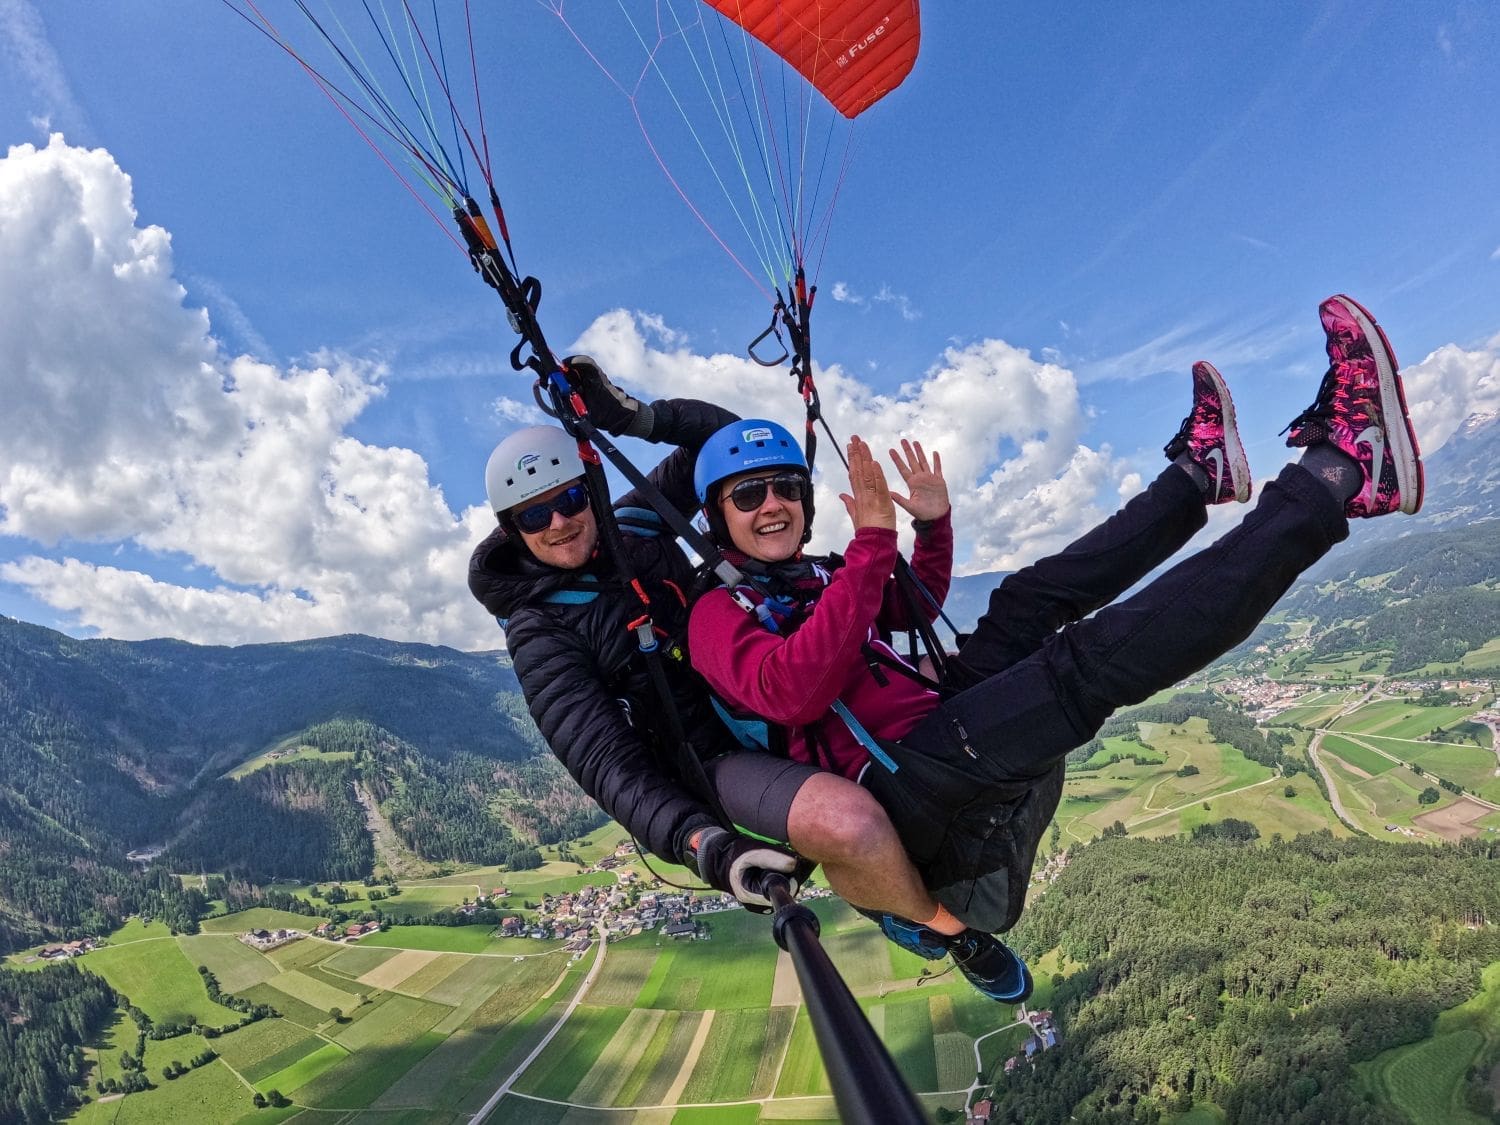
[469,922,609,1124]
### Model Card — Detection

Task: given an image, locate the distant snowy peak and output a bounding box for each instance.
[1456,409,1500,438]
[1410,408,1500,529]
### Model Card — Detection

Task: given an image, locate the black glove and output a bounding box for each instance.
[686,826,805,913]
[563,355,654,439]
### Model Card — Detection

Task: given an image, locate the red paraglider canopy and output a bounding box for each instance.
[704,0,920,118]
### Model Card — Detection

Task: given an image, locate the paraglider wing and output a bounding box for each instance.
[704,0,920,118]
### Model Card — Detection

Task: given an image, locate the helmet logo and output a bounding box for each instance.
[742,426,773,443]
[517,452,540,473]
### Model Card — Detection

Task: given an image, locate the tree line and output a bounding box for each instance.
[0,962,117,1123]
[997,832,1500,1123]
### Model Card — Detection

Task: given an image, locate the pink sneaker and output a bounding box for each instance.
[1164,361,1251,504]
[1285,295,1424,517]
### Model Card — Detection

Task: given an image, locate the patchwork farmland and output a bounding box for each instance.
[45,891,1036,1123]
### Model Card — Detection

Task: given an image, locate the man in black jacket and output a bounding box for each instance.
[467,361,803,909]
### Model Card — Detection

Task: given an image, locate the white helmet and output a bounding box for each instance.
[484,425,583,517]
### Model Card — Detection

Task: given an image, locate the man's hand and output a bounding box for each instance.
[563,354,654,438]
[687,826,805,912]
[839,436,898,534]
[888,438,949,522]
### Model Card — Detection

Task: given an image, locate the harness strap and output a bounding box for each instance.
[829,701,899,774]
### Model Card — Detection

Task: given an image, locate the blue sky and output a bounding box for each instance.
[1,1,1497,647]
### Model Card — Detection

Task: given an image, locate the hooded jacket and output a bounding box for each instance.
[688,514,953,779]
[468,399,740,866]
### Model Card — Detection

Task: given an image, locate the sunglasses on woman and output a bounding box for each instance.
[724,472,809,513]
[512,482,590,534]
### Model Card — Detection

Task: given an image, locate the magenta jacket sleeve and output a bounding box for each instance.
[689,527,899,727]
[876,510,954,631]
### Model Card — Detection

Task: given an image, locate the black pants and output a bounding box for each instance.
[866,463,1350,932]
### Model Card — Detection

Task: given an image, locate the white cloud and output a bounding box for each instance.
[565,309,1131,573]
[0,1,86,138]
[0,135,498,646]
[1400,334,1500,454]
[827,280,920,322]
[1079,313,1296,385]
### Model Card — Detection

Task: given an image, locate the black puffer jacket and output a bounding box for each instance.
[468,399,740,866]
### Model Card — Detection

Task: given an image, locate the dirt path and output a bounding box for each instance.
[1127,777,1277,829]
[662,1010,716,1106]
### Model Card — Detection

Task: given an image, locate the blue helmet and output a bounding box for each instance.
[694,419,813,545]
[694,419,807,503]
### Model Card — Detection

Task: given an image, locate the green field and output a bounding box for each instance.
[254,1039,351,1094]
[333,993,447,1050]
[1055,719,1279,843]
[1320,734,1398,776]
[512,1004,632,1100]
[360,924,546,954]
[211,1013,318,1076]
[1360,960,1500,1124]
[263,967,363,1012]
[228,738,354,779]
[198,908,315,935]
[73,1057,254,1123]
[176,932,279,992]
[1354,734,1500,801]
[1333,699,1480,741]
[375,883,475,918]
[79,938,244,1026]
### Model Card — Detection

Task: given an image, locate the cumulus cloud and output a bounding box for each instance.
[1400,333,1500,453]
[0,135,497,645]
[564,310,1130,573]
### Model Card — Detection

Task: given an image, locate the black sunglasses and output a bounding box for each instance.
[724,473,809,513]
[513,482,590,534]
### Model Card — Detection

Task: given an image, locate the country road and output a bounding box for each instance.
[470,923,609,1123]
[1308,732,1363,830]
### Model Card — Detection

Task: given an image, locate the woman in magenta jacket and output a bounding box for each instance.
[685,295,1427,1005]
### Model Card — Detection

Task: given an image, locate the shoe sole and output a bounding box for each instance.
[1324,295,1425,514]
[1192,361,1252,502]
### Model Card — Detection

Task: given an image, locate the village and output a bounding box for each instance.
[450,843,837,951]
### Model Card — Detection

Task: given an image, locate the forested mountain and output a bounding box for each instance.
[0,621,602,949]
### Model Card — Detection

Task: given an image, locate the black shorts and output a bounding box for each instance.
[705,751,825,847]
[862,722,1065,935]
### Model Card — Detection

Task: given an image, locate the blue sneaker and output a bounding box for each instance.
[947,929,1033,1003]
[855,907,948,960]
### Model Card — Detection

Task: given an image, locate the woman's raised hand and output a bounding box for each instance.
[839,436,898,533]
[888,438,949,522]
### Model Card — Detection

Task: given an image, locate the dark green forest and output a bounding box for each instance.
[1002,833,1500,1123]
[166,758,373,882]
[0,962,117,1124]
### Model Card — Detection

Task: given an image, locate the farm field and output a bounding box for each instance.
[1320,734,1399,776]
[227,738,354,779]
[1351,734,1500,803]
[1332,698,1480,741]
[1317,745,1456,838]
[77,937,244,1026]
[1053,719,1279,843]
[57,907,594,1123]
[1358,961,1500,1124]
[359,924,552,955]
[176,932,280,992]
